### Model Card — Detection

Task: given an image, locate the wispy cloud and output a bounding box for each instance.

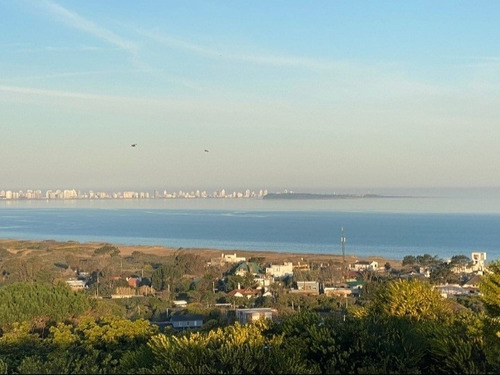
[40,0,137,54]
[0,69,134,84]
[10,44,103,54]
[0,85,120,101]
[0,85,221,112]
[44,45,102,52]
[138,29,337,70]
[452,55,500,62]
[0,84,281,118]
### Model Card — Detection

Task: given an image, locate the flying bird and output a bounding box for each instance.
[131,144,137,147]
[204,149,209,152]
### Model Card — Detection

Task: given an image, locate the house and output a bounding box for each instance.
[170,314,204,330]
[323,286,351,297]
[235,308,275,324]
[77,271,90,280]
[448,252,488,275]
[254,275,274,289]
[210,253,246,266]
[435,284,470,298]
[346,270,361,281]
[463,274,482,289]
[416,266,431,278]
[465,252,487,274]
[66,279,87,291]
[471,252,486,271]
[261,290,273,298]
[293,261,310,271]
[138,285,155,296]
[173,300,188,308]
[112,286,137,298]
[291,280,320,295]
[127,276,141,288]
[346,280,364,296]
[351,260,379,272]
[265,262,293,278]
[227,287,261,299]
[234,262,262,277]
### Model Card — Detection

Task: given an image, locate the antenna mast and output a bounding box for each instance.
[341,227,346,281]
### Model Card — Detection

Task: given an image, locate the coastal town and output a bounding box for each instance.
[56,244,489,328]
[2,1,499,372]
[0,188,271,200]
[0,237,497,373]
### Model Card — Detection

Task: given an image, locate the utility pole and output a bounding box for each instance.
[341,227,346,283]
[96,272,99,298]
[341,227,348,321]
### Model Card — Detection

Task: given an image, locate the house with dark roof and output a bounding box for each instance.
[233,262,263,277]
[170,314,204,330]
[463,274,482,289]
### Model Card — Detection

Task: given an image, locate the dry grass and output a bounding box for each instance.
[0,238,401,267]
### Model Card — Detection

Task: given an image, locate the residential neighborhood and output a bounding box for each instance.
[0,239,498,374]
[60,248,489,329]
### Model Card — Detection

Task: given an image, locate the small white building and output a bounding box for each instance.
[323,286,352,297]
[235,308,274,324]
[170,314,204,330]
[291,280,320,295]
[254,275,274,289]
[210,253,246,266]
[265,262,294,278]
[471,252,487,274]
[173,300,188,308]
[435,284,479,298]
[351,260,379,272]
[449,252,487,275]
[66,279,87,290]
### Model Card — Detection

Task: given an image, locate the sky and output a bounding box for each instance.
[1,1,500,193]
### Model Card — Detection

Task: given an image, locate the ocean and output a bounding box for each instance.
[0,187,499,261]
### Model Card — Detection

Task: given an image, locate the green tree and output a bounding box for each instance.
[358,279,453,322]
[479,260,500,371]
[430,263,459,284]
[479,260,500,317]
[416,253,441,267]
[0,282,90,332]
[225,275,245,291]
[93,244,120,256]
[450,255,471,269]
[147,321,311,374]
[402,255,417,267]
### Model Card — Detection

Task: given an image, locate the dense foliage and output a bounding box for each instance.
[0,282,90,331]
[0,241,498,374]
[0,278,498,374]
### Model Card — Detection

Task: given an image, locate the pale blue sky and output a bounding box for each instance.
[1,1,500,192]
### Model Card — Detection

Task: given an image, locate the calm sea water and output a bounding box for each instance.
[1,188,499,261]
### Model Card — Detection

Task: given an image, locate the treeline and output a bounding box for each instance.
[1,262,500,374]
[0,283,90,327]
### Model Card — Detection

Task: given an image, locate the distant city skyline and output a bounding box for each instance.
[0,187,271,200]
[1,1,500,191]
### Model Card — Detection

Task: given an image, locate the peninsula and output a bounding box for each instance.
[262,192,410,200]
